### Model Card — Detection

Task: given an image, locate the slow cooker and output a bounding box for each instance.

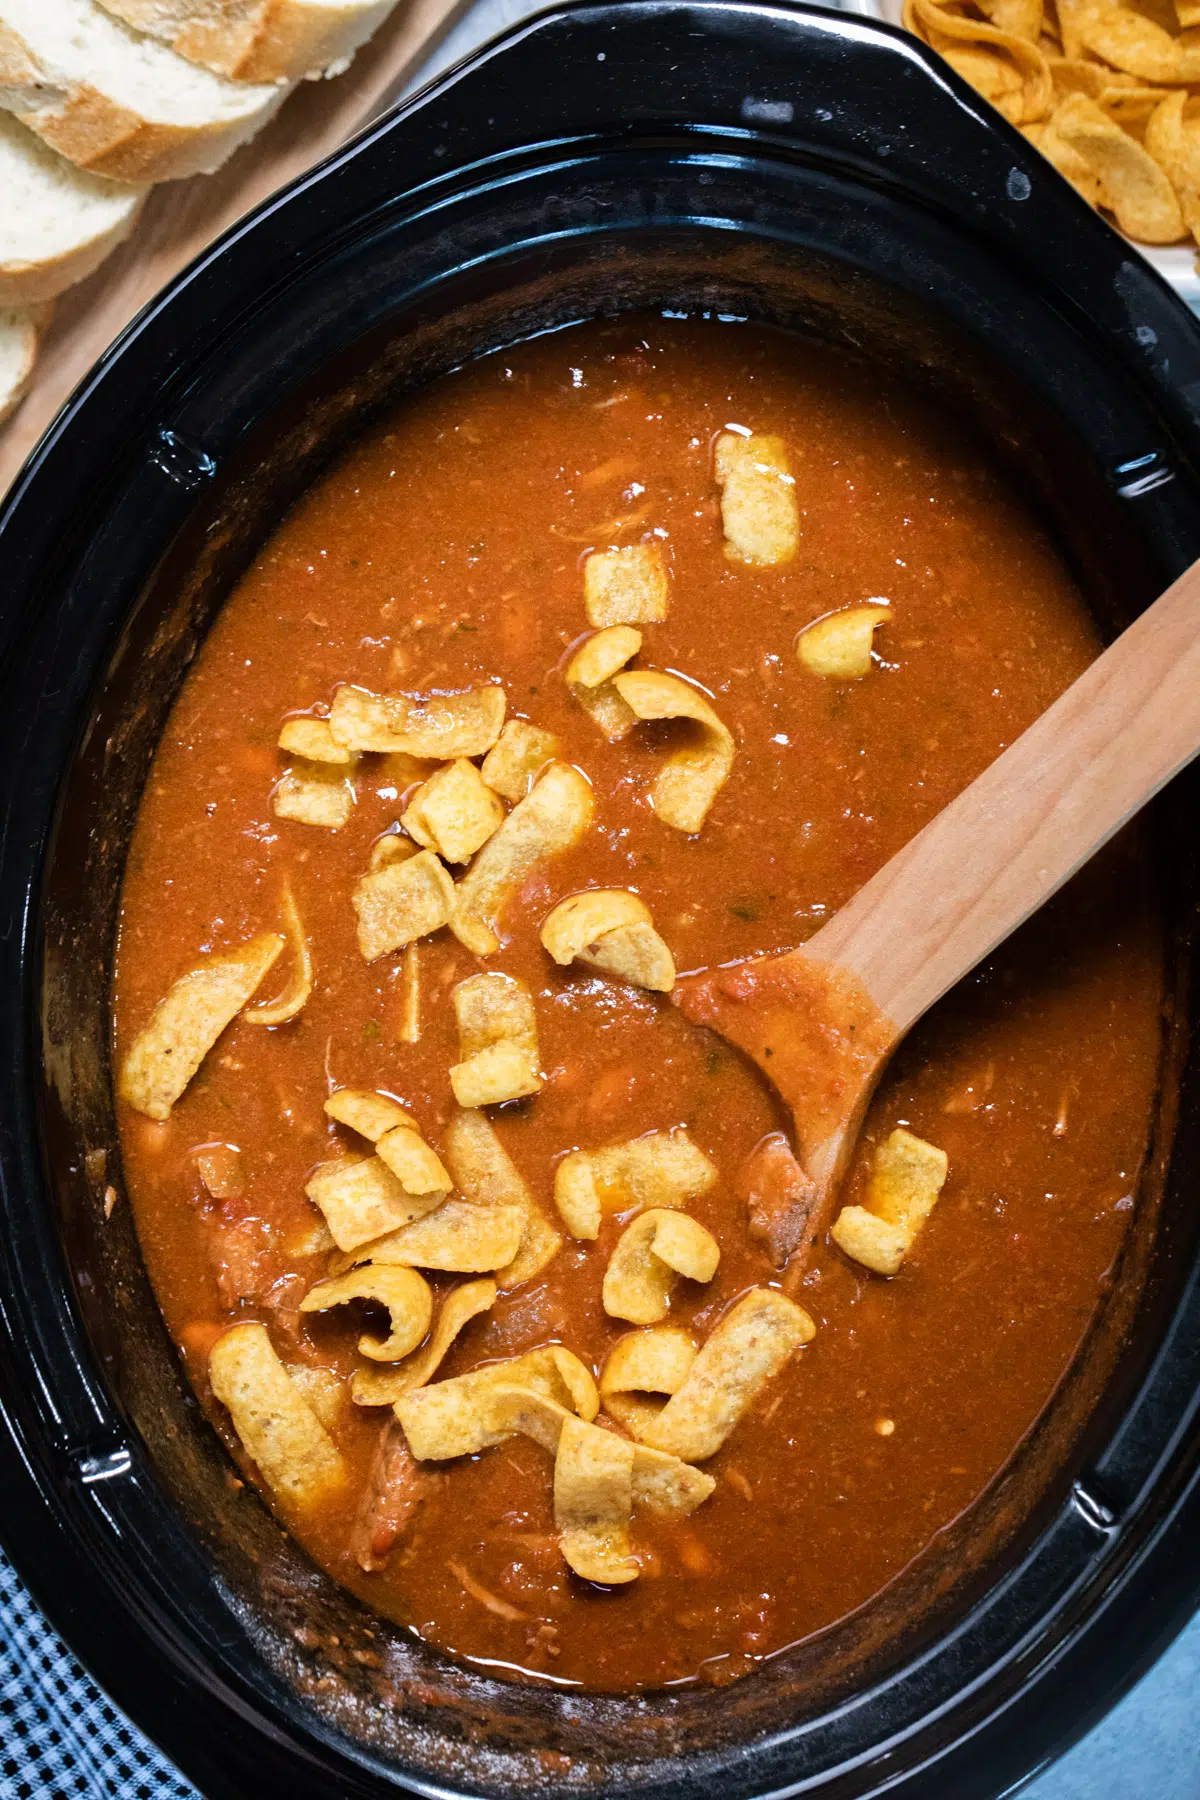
[1,4,1199,1794]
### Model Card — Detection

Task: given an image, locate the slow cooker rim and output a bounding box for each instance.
[1,5,1200,1797]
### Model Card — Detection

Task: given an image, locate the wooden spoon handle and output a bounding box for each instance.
[803,556,1200,1033]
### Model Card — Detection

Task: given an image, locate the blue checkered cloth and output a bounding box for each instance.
[2,1519,1198,1799]
[0,1546,197,1800]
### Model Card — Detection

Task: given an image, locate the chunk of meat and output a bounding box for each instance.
[736,1134,816,1268]
[260,1270,309,1349]
[350,1420,443,1573]
[471,1277,583,1361]
[211,1208,282,1310]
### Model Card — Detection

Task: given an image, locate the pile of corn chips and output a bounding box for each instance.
[905,0,1200,248]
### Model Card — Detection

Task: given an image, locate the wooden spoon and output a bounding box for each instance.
[675,558,1200,1262]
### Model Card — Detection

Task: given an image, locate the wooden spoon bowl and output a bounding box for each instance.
[676,554,1200,1263]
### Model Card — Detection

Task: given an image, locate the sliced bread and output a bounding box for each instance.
[0,301,49,424]
[0,114,146,304]
[95,0,396,82]
[0,0,287,182]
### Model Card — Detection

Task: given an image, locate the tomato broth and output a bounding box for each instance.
[113,316,1164,1691]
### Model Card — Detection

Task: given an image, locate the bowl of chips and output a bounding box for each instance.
[872,0,1200,303]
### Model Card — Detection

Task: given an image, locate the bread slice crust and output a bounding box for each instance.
[0,300,51,424]
[0,114,145,304]
[0,0,286,182]
[97,0,396,82]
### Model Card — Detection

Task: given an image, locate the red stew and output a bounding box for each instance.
[114,316,1163,1691]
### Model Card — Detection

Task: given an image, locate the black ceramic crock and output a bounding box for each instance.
[2,3,1200,1795]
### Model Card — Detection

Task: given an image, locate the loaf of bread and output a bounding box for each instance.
[0,0,288,182]
[95,0,396,82]
[0,114,146,304]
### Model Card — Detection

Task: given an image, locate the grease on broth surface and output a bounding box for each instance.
[114,316,1163,1691]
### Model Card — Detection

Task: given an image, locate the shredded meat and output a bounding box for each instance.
[736,1133,816,1269]
[350,1420,441,1573]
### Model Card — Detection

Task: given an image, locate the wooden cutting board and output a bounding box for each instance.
[0,0,469,500]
